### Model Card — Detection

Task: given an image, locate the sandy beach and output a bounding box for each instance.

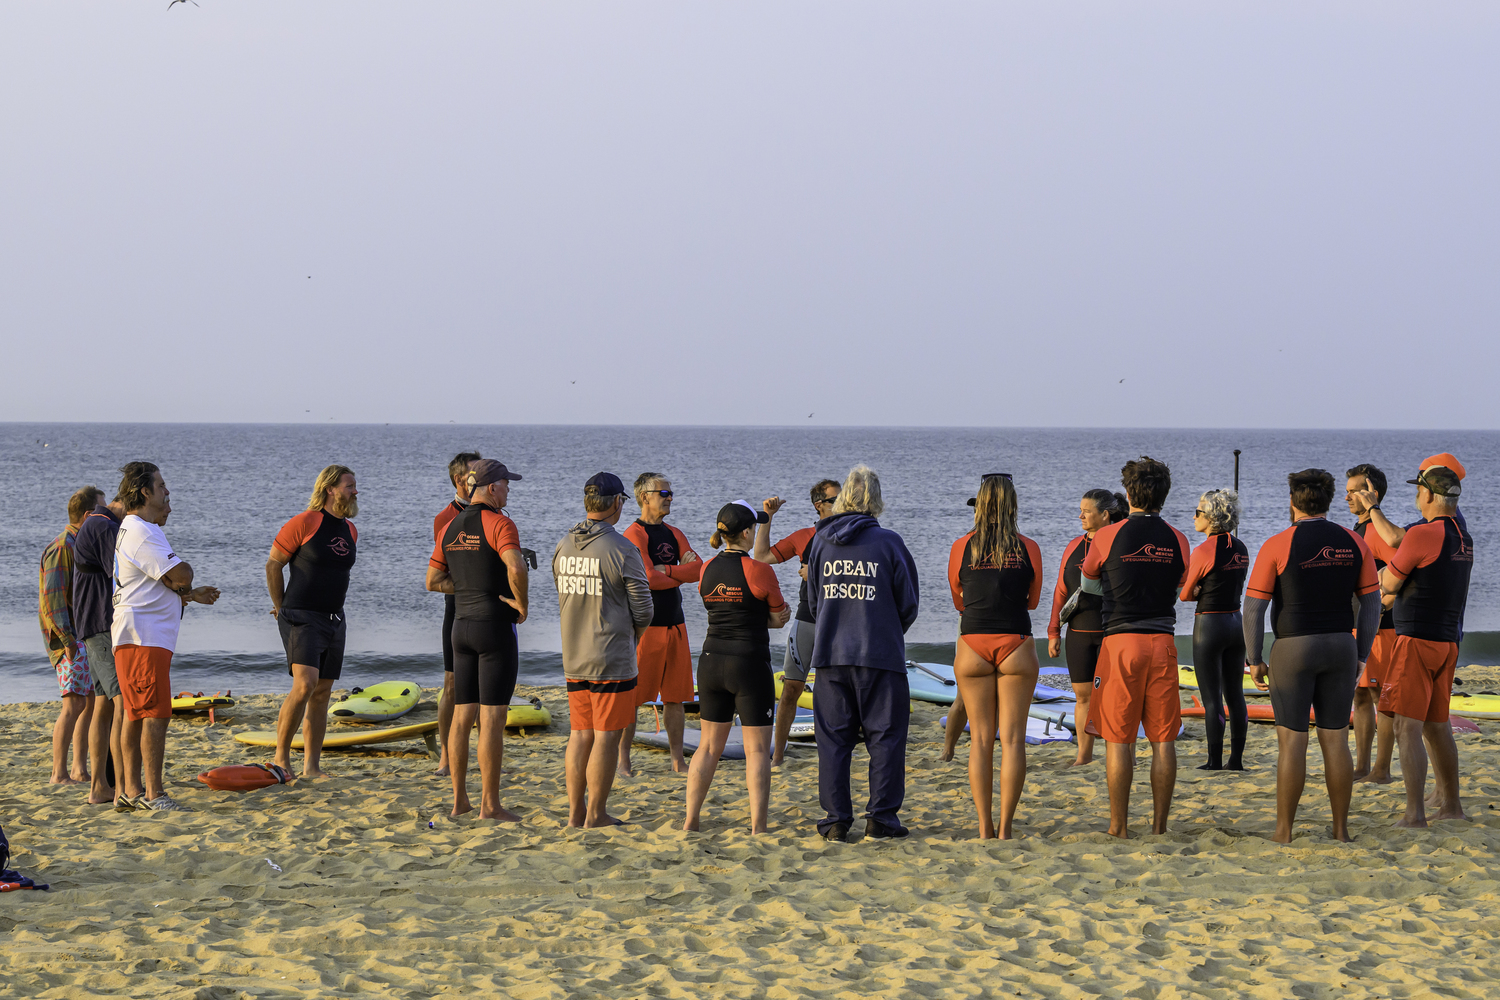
[5,676,1500,999]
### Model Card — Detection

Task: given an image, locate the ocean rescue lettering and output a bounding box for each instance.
[821,560,881,601]
[556,556,604,596]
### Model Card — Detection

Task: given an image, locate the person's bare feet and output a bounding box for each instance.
[70,769,91,783]
[1394,814,1428,829]
[671,758,689,774]
[938,748,955,763]
[273,758,293,774]
[478,806,521,822]
[682,818,700,832]
[584,813,624,828]
[301,768,331,780]
[452,800,473,818]
[770,755,785,768]
[1354,770,1395,784]
[1107,826,1131,840]
[616,766,635,778]
[49,774,83,785]
[1331,827,1353,843]
[1067,757,1094,768]
[87,785,117,805]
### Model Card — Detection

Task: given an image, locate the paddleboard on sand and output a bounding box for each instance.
[235,720,438,752]
[786,706,816,739]
[1178,665,1265,696]
[941,715,1075,745]
[635,726,746,760]
[506,696,552,729]
[328,682,420,722]
[774,671,815,709]
[1182,695,1484,732]
[907,661,959,703]
[172,693,235,713]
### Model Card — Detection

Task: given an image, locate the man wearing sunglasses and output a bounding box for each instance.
[620,473,703,775]
[1376,460,1473,829]
[754,479,841,765]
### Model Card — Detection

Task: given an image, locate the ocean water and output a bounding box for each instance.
[4,423,1495,704]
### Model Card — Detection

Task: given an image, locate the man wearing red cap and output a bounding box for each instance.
[1376,461,1472,828]
[1353,453,1467,553]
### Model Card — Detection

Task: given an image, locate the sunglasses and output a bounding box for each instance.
[982,472,1013,480]
[646,490,673,499]
[1194,509,1208,517]
[813,495,838,507]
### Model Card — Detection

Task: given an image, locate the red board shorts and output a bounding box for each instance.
[960,633,1031,668]
[1378,636,1458,723]
[635,623,695,704]
[115,644,173,721]
[1092,632,1181,744]
[567,677,639,732]
[1359,628,1396,689]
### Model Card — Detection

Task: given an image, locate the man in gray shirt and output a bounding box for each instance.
[553,472,654,827]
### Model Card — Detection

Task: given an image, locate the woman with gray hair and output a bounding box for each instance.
[805,465,921,841]
[1180,489,1250,770]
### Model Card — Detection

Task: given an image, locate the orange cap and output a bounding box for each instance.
[1418,453,1466,480]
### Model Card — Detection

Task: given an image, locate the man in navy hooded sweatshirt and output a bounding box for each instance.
[806,465,920,841]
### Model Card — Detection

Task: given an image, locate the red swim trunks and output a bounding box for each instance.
[115,644,173,721]
[635,623,695,704]
[1092,632,1181,744]
[1378,636,1457,723]
[567,677,639,732]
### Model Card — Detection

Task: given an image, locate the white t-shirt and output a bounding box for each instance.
[111,514,185,651]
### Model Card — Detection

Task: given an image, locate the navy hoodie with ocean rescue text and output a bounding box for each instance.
[806,512,920,673]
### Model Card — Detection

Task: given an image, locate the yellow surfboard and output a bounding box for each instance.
[773,671,814,709]
[234,720,438,752]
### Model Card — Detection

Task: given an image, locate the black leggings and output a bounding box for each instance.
[442,594,456,672]
[698,651,776,726]
[1193,612,1248,768]
[1064,629,1104,685]
[451,618,519,707]
[1268,631,1357,734]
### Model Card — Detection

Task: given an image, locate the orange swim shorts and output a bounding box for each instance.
[1092,632,1181,744]
[115,644,173,721]
[1378,636,1457,723]
[567,677,639,732]
[1358,628,1396,689]
[960,633,1031,668]
[635,623,695,704]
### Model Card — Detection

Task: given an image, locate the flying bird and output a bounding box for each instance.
[167,0,199,8]
[807,412,814,418]
[570,380,576,384]
[1118,379,1125,383]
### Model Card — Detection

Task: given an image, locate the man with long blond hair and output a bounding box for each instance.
[266,464,359,778]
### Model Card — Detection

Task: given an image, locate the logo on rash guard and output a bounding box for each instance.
[327,537,350,556]
[652,541,678,564]
[1120,544,1177,563]
[1455,536,1474,562]
[447,531,482,552]
[703,582,744,602]
[1299,546,1355,569]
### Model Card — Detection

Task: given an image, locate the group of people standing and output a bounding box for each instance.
[37,448,1474,843]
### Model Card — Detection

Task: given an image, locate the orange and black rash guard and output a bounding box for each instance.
[1353,520,1398,631]
[1245,518,1378,637]
[623,520,702,628]
[429,502,521,623]
[1080,514,1190,636]
[433,499,465,547]
[1180,533,1249,613]
[699,551,787,657]
[1387,516,1472,643]
[1047,534,1103,639]
[273,510,358,614]
[769,525,817,623]
[948,532,1043,636]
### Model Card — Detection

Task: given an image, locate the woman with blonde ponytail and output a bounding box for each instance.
[946,473,1044,839]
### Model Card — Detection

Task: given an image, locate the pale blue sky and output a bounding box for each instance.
[3,2,1497,427]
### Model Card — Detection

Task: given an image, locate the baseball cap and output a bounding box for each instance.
[468,459,522,489]
[716,500,769,535]
[1418,453,1466,480]
[1408,465,1461,498]
[966,472,1013,506]
[584,472,626,497]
